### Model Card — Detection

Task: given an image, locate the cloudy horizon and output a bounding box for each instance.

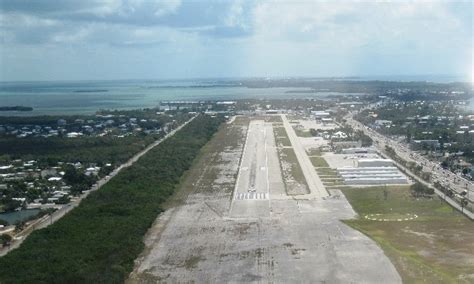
[0,0,472,82]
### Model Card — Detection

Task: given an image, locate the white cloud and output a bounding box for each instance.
[240,0,471,77]
[250,0,468,49]
[225,0,245,27]
[111,0,181,17]
[0,0,471,80]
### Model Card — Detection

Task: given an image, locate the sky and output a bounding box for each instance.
[0,0,472,81]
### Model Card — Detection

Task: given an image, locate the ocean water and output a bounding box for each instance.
[0,77,471,116]
[0,79,363,116]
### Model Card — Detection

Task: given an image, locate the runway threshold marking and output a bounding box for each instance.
[235,192,268,200]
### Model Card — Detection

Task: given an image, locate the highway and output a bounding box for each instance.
[345,112,474,219]
[0,115,197,257]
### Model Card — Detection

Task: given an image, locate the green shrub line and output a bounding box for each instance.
[0,114,224,283]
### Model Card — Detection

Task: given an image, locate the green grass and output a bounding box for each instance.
[273,126,292,147]
[306,148,321,156]
[309,156,329,168]
[294,128,313,137]
[276,137,292,147]
[342,186,474,283]
[316,167,336,174]
[281,148,307,186]
[274,127,289,138]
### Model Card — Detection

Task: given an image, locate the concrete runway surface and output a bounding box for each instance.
[229,120,285,217]
[128,118,401,284]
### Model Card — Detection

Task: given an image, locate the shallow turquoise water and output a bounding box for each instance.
[0,209,41,225]
[0,80,363,116]
[0,78,469,116]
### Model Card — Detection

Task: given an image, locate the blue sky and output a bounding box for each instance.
[0,0,472,81]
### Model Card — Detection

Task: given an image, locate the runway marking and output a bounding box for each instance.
[235,192,268,200]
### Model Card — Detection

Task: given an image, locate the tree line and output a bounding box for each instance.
[0,114,224,283]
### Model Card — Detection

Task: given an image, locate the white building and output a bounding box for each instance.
[338,166,408,185]
[357,158,393,167]
[342,147,377,154]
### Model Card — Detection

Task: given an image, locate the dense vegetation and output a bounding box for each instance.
[0,110,191,165]
[0,114,223,283]
[237,79,471,94]
[0,135,159,165]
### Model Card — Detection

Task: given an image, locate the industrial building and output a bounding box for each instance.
[357,158,393,167]
[337,166,409,185]
[342,147,377,154]
[336,157,409,185]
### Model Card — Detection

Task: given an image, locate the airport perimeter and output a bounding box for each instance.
[128,115,401,283]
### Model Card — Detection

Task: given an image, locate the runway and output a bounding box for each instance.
[229,120,285,217]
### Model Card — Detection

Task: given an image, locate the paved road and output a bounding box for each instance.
[0,115,197,257]
[281,114,329,198]
[345,113,474,220]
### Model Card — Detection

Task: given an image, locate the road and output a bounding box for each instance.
[0,115,197,257]
[345,112,474,219]
[281,114,329,198]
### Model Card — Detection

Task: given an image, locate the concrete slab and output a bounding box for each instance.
[229,120,282,218]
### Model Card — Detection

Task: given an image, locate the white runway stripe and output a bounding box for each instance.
[235,192,268,200]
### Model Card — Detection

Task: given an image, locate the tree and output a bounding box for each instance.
[14,221,25,233]
[460,198,468,213]
[63,165,83,185]
[0,234,12,247]
[55,195,70,204]
[70,184,89,196]
[411,183,425,197]
[411,182,433,197]
[1,198,21,212]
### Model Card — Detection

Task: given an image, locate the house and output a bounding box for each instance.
[66,132,82,138]
[374,120,392,127]
[311,111,330,119]
[331,131,348,139]
[41,168,57,178]
[85,167,101,176]
[411,140,440,150]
